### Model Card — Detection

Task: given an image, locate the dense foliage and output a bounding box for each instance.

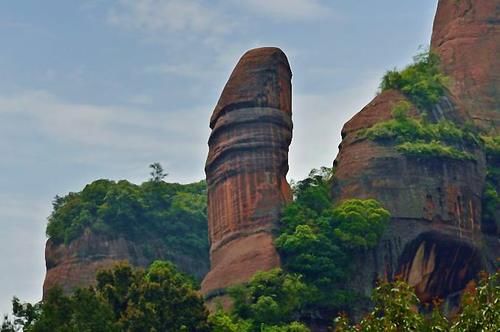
[204,168,389,330]
[2,261,210,332]
[229,269,308,326]
[45,166,208,261]
[362,101,477,160]
[4,163,499,331]
[334,271,500,332]
[4,265,498,332]
[380,51,449,109]
[276,168,390,310]
[482,167,500,232]
[396,141,475,160]
[208,269,310,331]
[482,135,500,158]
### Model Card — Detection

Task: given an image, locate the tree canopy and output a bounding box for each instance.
[275,168,390,310]
[333,271,500,332]
[2,261,210,332]
[45,175,209,263]
[380,51,449,109]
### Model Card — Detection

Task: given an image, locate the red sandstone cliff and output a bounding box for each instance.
[201,47,293,296]
[331,0,499,308]
[431,0,500,133]
[43,229,209,297]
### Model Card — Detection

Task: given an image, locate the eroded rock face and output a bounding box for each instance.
[333,90,485,229]
[332,91,493,307]
[202,47,293,296]
[331,0,499,309]
[431,0,500,133]
[43,230,209,298]
[397,231,483,303]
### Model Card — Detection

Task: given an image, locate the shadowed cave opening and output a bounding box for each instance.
[396,231,483,305]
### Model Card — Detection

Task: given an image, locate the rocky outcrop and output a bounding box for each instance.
[331,0,499,309]
[201,47,293,296]
[43,230,209,297]
[333,91,485,228]
[431,0,500,133]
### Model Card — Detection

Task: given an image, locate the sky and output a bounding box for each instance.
[0,0,438,315]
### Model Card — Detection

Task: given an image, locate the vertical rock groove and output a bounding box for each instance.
[202,47,293,296]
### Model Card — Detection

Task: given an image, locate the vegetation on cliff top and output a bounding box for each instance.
[380,51,449,109]
[373,50,481,161]
[376,49,500,226]
[46,164,209,262]
[482,135,500,158]
[362,101,478,160]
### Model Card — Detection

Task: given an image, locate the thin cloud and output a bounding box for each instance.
[128,93,153,105]
[108,0,230,37]
[143,63,216,79]
[234,0,331,21]
[0,91,210,181]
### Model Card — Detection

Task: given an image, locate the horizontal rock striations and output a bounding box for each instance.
[201,47,293,296]
[43,230,209,298]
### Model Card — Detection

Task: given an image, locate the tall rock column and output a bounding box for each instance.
[201,47,293,296]
[431,0,500,133]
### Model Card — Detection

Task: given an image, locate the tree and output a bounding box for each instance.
[5,261,210,331]
[149,162,167,182]
[1,316,16,332]
[30,287,116,332]
[380,51,449,109]
[229,269,309,327]
[95,261,210,332]
[45,177,209,265]
[276,168,390,310]
[332,271,500,332]
[450,272,500,331]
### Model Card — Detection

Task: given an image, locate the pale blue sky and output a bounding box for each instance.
[0,0,438,315]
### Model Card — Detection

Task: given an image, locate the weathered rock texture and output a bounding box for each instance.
[331,0,499,311]
[431,0,500,133]
[202,47,293,296]
[43,230,209,298]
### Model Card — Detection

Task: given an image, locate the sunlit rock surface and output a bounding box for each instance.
[431,0,500,133]
[202,47,293,296]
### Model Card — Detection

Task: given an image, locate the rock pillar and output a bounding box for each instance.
[202,47,293,296]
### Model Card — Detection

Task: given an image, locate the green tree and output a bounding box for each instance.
[380,51,449,109]
[5,261,210,332]
[209,310,252,332]
[450,272,500,331]
[229,269,309,327]
[209,307,310,332]
[45,172,209,270]
[361,101,478,161]
[149,162,167,182]
[276,169,390,309]
[333,271,500,332]
[32,287,116,332]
